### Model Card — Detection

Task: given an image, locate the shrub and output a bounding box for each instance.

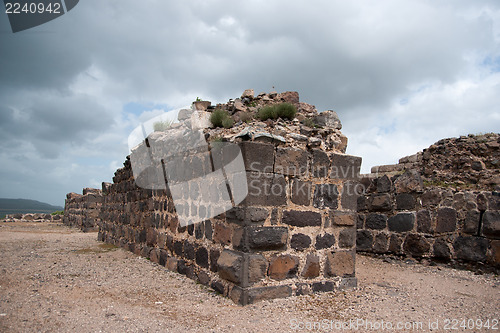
[275,103,297,120]
[257,103,297,121]
[302,118,315,128]
[51,210,64,215]
[153,120,173,132]
[210,109,233,128]
[239,112,253,123]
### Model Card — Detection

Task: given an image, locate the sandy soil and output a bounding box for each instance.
[0,221,498,332]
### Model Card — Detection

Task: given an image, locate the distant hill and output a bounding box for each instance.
[0,198,63,218]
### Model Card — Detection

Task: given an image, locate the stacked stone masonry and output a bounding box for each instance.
[4,213,62,222]
[357,170,500,269]
[97,140,361,305]
[63,188,103,232]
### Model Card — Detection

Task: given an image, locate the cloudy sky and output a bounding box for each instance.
[0,0,499,206]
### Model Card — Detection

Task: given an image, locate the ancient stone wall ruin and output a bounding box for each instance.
[358,134,500,270]
[63,188,103,232]
[4,213,62,222]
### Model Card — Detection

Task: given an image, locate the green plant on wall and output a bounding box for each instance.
[256,103,297,121]
[210,109,234,128]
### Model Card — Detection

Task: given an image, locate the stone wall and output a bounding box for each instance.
[98,140,361,305]
[63,188,103,232]
[357,170,500,270]
[4,213,62,222]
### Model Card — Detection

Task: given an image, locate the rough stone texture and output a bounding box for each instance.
[282,210,322,227]
[313,184,339,209]
[365,213,387,230]
[436,208,457,233]
[268,255,299,280]
[325,251,355,277]
[482,211,500,237]
[290,233,311,251]
[315,233,335,250]
[301,254,320,278]
[291,180,311,206]
[453,236,489,262]
[403,234,430,257]
[388,213,415,233]
[217,250,244,284]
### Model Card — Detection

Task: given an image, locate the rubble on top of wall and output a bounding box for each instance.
[156,90,349,154]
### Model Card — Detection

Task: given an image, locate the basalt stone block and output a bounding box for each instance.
[210,248,220,272]
[195,222,205,239]
[330,154,361,180]
[217,250,244,284]
[357,196,368,211]
[245,172,287,206]
[373,233,389,253]
[421,189,441,207]
[313,184,339,209]
[239,141,275,173]
[177,260,188,275]
[396,193,416,210]
[416,210,432,234]
[210,280,225,295]
[197,270,211,286]
[226,207,269,226]
[166,257,178,272]
[403,234,430,257]
[213,223,232,245]
[436,208,457,233]
[341,180,361,211]
[339,228,356,248]
[291,180,312,206]
[482,211,500,237]
[195,247,209,268]
[315,233,336,249]
[312,149,330,177]
[388,234,403,254]
[204,220,212,240]
[376,175,392,193]
[365,213,387,230]
[453,236,489,262]
[173,241,183,256]
[357,214,365,229]
[268,255,299,280]
[388,212,415,233]
[477,193,488,211]
[183,240,196,260]
[433,238,451,260]
[275,147,308,176]
[356,230,373,251]
[282,210,322,227]
[246,285,292,304]
[330,211,357,226]
[248,254,267,283]
[248,227,288,251]
[464,210,480,234]
[312,281,335,293]
[291,233,311,251]
[368,194,392,211]
[301,254,320,278]
[325,251,355,277]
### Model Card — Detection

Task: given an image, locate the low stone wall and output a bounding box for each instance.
[63,188,103,232]
[98,140,361,305]
[356,171,500,269]
[4,213,62,222]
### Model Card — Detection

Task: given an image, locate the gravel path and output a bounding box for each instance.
[0,221,498,332]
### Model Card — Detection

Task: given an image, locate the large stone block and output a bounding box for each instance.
[373,233,389,253]
[403,234,430,257]
[217,250,244,284]
[311,149,330,177]
[291,180,312,206]
[463,210,480,234]
[330,211,356,226]
[268,255,299,280]
[436,208,457,233]
[282,210,322,227]
[313,184,339,209]
[226,207,269,226]
[396,193,416,210]
[275,147,308,176]
[301,254,320,278]
[453,236,489,262]
[356,230,373,251]
[365,213,387,230]
[248,254,268,283]
[482,211,500,237]
[235,226,288,251]
[339,228,356,248]
[239,141,275,173]
[368,194,392,211]
[330,154,361,180]
[432,238,451,260]
[246,285,292,304]
[245,172,287,206]
[416,210,432,233]
[213,223,232,245]
[325,251,355,277]
[388,212,415,233]
[315,233,336,249]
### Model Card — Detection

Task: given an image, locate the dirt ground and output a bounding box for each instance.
[0,221,498,333]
